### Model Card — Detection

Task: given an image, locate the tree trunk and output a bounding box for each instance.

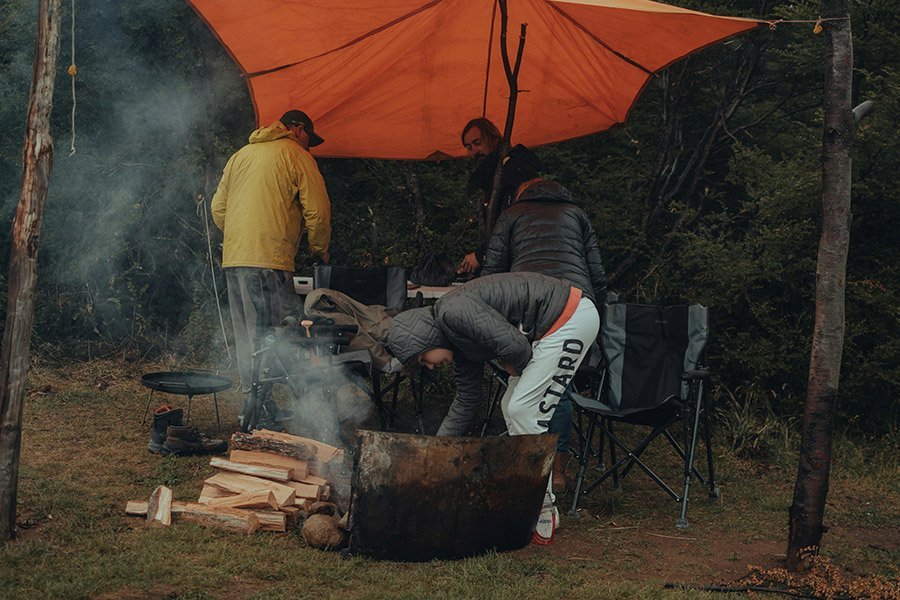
[0,0,61,542]
[787,0,853,571]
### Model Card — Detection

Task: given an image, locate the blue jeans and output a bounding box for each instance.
[547,389,572,454]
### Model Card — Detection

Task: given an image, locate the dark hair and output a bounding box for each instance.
[461,117,501,147]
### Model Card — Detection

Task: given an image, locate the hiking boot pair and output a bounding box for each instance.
[148,405,227,456]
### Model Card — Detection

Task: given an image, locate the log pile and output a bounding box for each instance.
[125,429,346,535]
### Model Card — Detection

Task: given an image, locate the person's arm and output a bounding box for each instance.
[583,218,607,301]
[440,297,533,375]
[436,356,485,436]
[210,156,233,231]
[481,212,512,277]
[297,154,332,260]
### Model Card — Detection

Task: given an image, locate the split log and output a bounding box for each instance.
[179,503,259,534]
[209,457,291,481]
[281,505,301,530]
[228,449,309,481]
[204,472,296,507]
[283,480,321,501]
[207,490,278,511]
[147,485,173,528]
[198,484,235,504]
[230,432,314,461]
[125,500,188,516]
[253,510,287,532]
[251,429,341,461]
[298,474,328,487]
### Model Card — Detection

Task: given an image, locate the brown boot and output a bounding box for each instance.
[552,452,568,494]
[162,425,227,456]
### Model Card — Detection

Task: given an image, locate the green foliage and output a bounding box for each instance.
[0,0,896,429]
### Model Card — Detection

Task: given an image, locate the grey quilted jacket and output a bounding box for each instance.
[481,180,607,303]
[386,272,574,435]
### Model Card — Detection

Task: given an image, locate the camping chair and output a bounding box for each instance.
[312,265,427,433]
[568,302,718,528]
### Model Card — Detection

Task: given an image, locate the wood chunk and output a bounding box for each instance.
[209,457,291,481]
[198,484,236,504]
[297,474,328,487]
[125,500,188,517]
[230,432,314,461]
[251,429,341,462]
[283,480,321,501]
[147,485,173,528]
[253,510,287,532]
[229,449,309,481]
[179,503,259,534]
[207,490,278,511]
[280,505,301,530]
[204,472,296,507]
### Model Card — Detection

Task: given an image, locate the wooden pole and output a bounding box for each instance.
[786,0,854,571]
[484,0,527,242]
[0,0,61,541]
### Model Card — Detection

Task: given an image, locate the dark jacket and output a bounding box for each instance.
[481,180,607,303]
[466,145,543,262]
[386,272,574,435]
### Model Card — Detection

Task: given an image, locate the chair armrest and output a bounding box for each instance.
[681,369,710,381]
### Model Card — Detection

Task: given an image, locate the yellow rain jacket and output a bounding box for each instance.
[211,121,331,271]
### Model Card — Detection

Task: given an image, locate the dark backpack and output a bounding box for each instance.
[410,252,456,287]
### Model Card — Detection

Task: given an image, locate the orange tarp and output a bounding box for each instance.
[189,0,761,160]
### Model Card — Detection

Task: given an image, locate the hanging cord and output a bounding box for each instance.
[766,16,850,33]
[197,196,234,366]
[67,0,77,156]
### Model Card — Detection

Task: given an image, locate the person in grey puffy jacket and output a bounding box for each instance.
[481,178,607,492]
[385,272,600,545]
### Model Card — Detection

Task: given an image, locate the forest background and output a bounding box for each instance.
[0,0,896,433]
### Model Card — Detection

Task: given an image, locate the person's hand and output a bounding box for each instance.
[499,360,519,377]
[457,252,479,275]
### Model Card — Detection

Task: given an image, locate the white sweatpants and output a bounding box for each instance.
[500,296,600,505]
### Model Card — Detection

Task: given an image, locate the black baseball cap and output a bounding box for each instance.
[280,110,324,147]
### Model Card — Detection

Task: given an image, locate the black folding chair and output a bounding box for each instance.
[312,265,427,433]
[568,302,718,528]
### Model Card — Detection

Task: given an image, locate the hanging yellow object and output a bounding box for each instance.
[67,64,77,76]
[813,20,823,34]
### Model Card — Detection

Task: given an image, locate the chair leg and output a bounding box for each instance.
[702,392,719,499]
[414,370,425,434]
[609,419,620,489]
[662,429,707,484]
[186,394,193,425]
[677,381,705,529]
[590,425,680,501]
[568,416,597,517]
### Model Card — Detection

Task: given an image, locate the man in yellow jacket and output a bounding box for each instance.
[212,110,331,426]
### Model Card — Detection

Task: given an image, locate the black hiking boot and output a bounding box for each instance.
[148,405,183,454]
[162,425,228,456]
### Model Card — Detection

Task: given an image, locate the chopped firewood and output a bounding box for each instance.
[207,490,278,510]
[125,500,188,516]
[230,432,314,461]
[147,485,173,528]
[209,457,291,481]
[297,474,328,487]
[229,449,309,481]
[253,510,287,532]
[251,429,341,462]
[307,501,338,517]
[198,484,236,504]
[281,505,301,529]
[178,503,259,534]
[204,472,296,507]
[320,484,331,501]
[302,513,347,550]
[283,480,320,501]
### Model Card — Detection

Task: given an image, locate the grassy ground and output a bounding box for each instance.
[1,359,897,599]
